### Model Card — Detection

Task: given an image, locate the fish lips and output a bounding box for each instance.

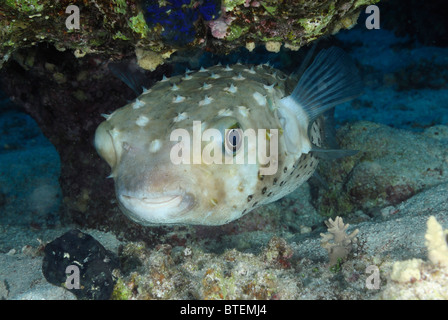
[117,191,196,225]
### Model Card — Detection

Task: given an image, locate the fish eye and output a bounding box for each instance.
[209,117,243,157]
[225,124,243,156]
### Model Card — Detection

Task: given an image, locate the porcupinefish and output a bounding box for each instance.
[95,47,362,226]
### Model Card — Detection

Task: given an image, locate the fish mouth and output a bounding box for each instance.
[118,192,195,224]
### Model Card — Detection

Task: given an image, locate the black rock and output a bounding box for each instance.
[42,229,119,300]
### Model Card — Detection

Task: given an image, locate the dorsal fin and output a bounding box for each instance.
[108,61,147,96]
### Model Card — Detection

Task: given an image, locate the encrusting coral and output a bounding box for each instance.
[0,0,380,70]
[381,216,448,299]
[320,216,359,266]
[111,237,299,300]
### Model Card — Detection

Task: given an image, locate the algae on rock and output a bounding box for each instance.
[0,0,380,70]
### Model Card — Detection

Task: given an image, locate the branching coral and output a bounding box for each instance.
[320,216,359,266]
[425,216,448,268]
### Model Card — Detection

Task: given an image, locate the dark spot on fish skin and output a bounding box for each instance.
[296,173,301,178]
[252,201,258,207]
[247,195,253,202]
[258,174,264,181]
[280,181,285,186]
[242,209,247,215]
[283,167,287,173]
[262,187,267,194]
[273,178,278,185]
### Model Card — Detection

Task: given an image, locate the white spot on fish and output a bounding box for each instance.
[218,108,233,117]
[237,106,249,117]
[183,73,193,80]
[199,66,208,72]
[133,98,145,109]
[210,72,220,79]
[101,113,111,120]
[253,92,267,106]
[201,82,212,90]
[173,112,188,122]
[171,83,179,91]
[232,73,245,81]
[173,95,186,103]
[149,139,162,153]
[263,83,276,92]
[224,83,237,94]
[161,75,169,82]
[199,96,213,106]
[244,66,256,74]
[136,115,149,127]
[109,128,120,139]
[224,65,233,71]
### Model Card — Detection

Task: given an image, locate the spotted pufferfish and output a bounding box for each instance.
[94,47,362,226]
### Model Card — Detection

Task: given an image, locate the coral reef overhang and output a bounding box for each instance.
[0,0,379,70]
